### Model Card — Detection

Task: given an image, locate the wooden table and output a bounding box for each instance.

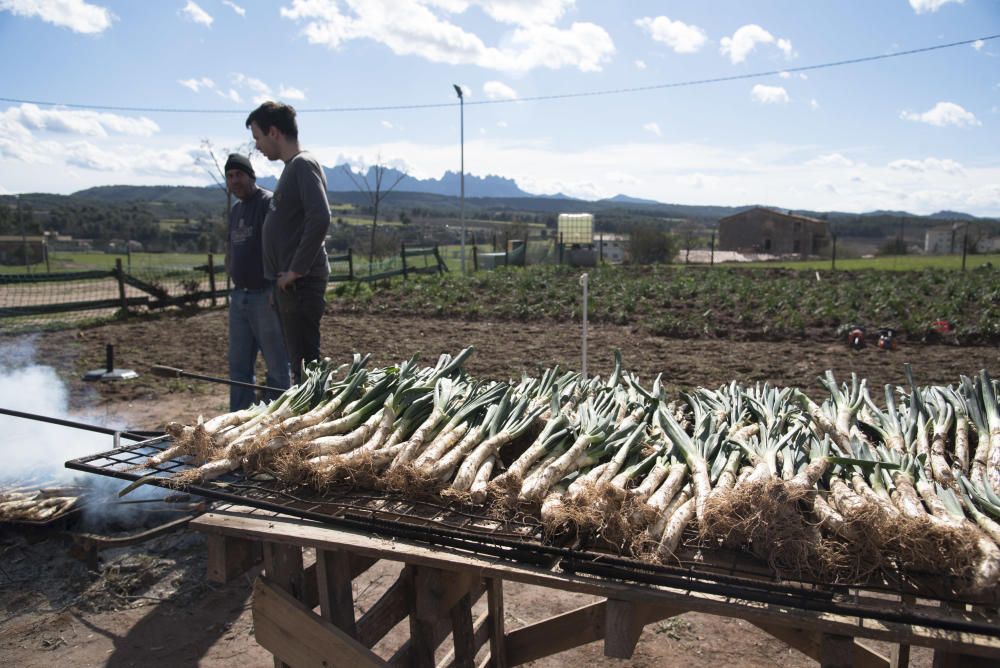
[191,507,1000,668]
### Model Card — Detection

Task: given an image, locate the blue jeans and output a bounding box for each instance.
[228,288,291,411]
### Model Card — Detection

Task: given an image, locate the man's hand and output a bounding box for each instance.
[277,270,301,292]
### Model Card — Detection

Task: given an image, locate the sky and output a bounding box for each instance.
[0,0,998,216]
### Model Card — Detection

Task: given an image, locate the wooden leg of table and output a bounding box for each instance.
[316,548,358,638]
[450,592,476,668]
[486,577,507,668]
[205,534,261,584]
[890,594,916,668]
[408,567,438,668]
[820,633,855,668]
[604,599,646,659]
[262,542,305,668]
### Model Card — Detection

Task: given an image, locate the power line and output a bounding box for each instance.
[0,34,996,115]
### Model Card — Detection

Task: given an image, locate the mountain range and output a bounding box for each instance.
[257,163,539,199]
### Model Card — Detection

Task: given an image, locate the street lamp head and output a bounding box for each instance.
[453,84,464,99]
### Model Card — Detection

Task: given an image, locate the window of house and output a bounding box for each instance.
[793,240,801,253]
[763,238,772,251]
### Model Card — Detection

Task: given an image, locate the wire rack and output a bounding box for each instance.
[65,434,1000,637]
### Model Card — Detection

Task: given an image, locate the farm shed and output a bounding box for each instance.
[717,207,827,259]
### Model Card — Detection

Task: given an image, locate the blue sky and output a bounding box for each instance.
[0,0,998,215]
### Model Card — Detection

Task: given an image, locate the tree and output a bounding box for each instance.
[628,224,678,265]
[342,159,407,276]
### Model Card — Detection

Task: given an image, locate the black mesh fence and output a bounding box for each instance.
[0,251,228,333]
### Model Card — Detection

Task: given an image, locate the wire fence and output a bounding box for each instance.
[0,246,448,333]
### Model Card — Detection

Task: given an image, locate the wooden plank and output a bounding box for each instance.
[262,542,305,668]
[440,607,492,668]
[357,567,412,649]
[505,600,604,666]
[205,534,261,584]
[450,592,476,668]
[316,548,358,638]
[820,633,856,668]
[253,575,388,668]
[191,512,1000,659]
[486,578,507,668]
[752,621,888,668]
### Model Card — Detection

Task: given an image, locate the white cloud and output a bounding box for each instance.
[634,59,646,70]
[900,101,980,127]
[381,120,394,129]
[278,85,307,100]
[806,153,853,167]
[178,77,215,93]
[1,104,159,138]
[642,122,662,137]
[908,0,964,14]
[235,73,273,104]
[720,24,794,64]
[809,98,820,110]
[280,0,615,73]
[483,81,517,100]
[222,0,245,17]
[181,0,213,26]
[217,88,242,103]
[779,71,791,79]
[888,157,964,175]
[635,16,707,54]
[496,120,508,128]
[973,39,984,51]
[0,0,114,33]
[751,84,789,104]
[476,0,574,26]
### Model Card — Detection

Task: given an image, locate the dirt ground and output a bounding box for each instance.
[4,306,992,667]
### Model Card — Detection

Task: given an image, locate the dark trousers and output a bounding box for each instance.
[273,277,326,384]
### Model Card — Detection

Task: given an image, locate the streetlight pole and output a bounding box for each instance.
[453,84,465,273]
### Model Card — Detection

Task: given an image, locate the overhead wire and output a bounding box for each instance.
[0,33,996,115]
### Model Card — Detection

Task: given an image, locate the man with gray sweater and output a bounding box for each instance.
[245,101,331,383]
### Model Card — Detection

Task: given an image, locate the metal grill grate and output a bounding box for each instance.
[65,435,1000,637]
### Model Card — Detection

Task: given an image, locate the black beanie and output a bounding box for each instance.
[224,153,255,179]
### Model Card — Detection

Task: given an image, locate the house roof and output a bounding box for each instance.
[718,206,826,226]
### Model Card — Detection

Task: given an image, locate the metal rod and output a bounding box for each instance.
[150,364,284,393]
[0,406,149,440]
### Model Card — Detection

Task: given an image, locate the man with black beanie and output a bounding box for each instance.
[224,152,290,410]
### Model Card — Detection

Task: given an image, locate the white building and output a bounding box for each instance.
[924,225,960,254]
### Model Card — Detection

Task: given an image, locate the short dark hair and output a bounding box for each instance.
[246,101,298,140]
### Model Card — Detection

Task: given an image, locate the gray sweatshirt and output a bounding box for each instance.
[262,151,331,281]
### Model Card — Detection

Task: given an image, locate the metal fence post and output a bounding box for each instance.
[472,244,478,272]
[208,253,217,306]
[348,247,354,281]
[115,258,129,317]
[401,243,408,280]
[710,232,716,267]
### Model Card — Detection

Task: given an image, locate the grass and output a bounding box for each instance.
[6,251,222,274]
[732,253,1000,271]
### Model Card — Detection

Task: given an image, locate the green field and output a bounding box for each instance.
[330,263,1000,343]
[4,251,220,275]
[733,253,1000,271]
